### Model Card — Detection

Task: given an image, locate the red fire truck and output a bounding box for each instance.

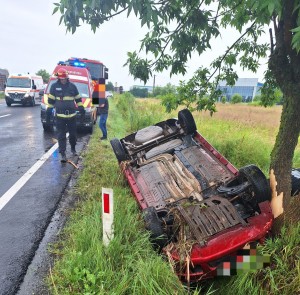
[66,57,109,106]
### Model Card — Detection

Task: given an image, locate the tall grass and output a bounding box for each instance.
[114,93,166,132]
[49,97,299,294]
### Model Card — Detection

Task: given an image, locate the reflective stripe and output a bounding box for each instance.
[56,113,77,118]
[83,99,91,108]
[77,102,84,107]
[75,94,81,99]
[55,96,75,101]
[48,94,55,99]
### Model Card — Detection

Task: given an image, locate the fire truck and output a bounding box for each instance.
[66,57,109,106]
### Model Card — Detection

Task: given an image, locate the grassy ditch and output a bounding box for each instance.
[49,95,299,294]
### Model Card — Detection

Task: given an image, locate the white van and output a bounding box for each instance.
[4,74,44,106]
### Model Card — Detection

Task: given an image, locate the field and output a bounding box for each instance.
[48,96,299,295]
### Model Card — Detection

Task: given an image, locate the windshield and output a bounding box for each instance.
[46,80,90,98]
[7,78,31,88]
[85,62,104,80]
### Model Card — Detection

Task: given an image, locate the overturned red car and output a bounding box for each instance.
[110,109,273,282]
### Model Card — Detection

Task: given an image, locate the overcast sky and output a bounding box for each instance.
[0,1,270,90]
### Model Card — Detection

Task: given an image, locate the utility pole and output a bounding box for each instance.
[153,75,156,95]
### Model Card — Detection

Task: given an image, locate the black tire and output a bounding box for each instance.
[178,109,197,135]
[110,138,128,162]
[6,101,11,107]
[143,207,168,249]
[31,97,35,107]
[239,165,271,205]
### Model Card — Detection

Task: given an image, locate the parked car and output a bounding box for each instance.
[110,109,273,283]
[106,91,113,98]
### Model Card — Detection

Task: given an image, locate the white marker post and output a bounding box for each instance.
[102,188,114,246]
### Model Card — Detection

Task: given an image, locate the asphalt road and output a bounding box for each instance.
[0,100,89,295]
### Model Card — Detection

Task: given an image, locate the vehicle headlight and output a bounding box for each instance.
[5,92,10,97]
[24,92,30,97]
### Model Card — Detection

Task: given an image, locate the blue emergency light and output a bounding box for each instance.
[73,61,86,67]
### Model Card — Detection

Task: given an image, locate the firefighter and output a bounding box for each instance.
[46,69,85,162]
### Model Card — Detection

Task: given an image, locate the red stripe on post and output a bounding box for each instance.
[103,193,110,213]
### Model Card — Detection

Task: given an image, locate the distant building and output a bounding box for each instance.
[0,68,9,91]
[217,78,263,102]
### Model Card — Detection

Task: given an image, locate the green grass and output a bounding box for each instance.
[49,96,299,295]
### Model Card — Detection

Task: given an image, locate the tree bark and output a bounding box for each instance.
[269,52,300,234]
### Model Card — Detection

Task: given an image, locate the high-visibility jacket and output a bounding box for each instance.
[48,80,83,118]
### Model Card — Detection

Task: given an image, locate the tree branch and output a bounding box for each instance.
[208,21,257,82]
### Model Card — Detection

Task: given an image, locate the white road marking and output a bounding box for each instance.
[0,114,11,118]
[0,143,58,211]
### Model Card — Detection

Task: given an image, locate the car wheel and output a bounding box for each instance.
[6,100,11,107]
[178,109,197,135]
[142,207,168,249]
[31,97,35,107]
[238,165,271,205]
[110,138,128,162]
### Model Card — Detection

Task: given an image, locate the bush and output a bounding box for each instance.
[253,94,261,102]
[130,87,148,98]
[230,93,243,104]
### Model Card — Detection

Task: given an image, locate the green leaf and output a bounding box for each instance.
[53,6,59,15]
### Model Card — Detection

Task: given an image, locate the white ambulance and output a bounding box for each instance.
[4,74,44,106]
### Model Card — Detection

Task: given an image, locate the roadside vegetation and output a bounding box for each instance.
[49,94,299,295]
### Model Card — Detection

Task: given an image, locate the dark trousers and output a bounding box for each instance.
[56,116,77,153]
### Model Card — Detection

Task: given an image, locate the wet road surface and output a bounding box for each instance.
[0,102,90,295]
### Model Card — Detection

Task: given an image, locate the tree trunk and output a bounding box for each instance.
[269,55,300,234]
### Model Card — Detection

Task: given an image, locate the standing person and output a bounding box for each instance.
[46,68,85,162]
[98,98,109,140]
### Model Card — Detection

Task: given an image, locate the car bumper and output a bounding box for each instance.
[41,109,94,129]
[76,112,93,128]
[168,201,273,282]
[6,96,33,104]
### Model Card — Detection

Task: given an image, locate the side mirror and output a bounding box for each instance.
[3,83,6,89]
[32,85,37,90]
[105,72,108,79]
